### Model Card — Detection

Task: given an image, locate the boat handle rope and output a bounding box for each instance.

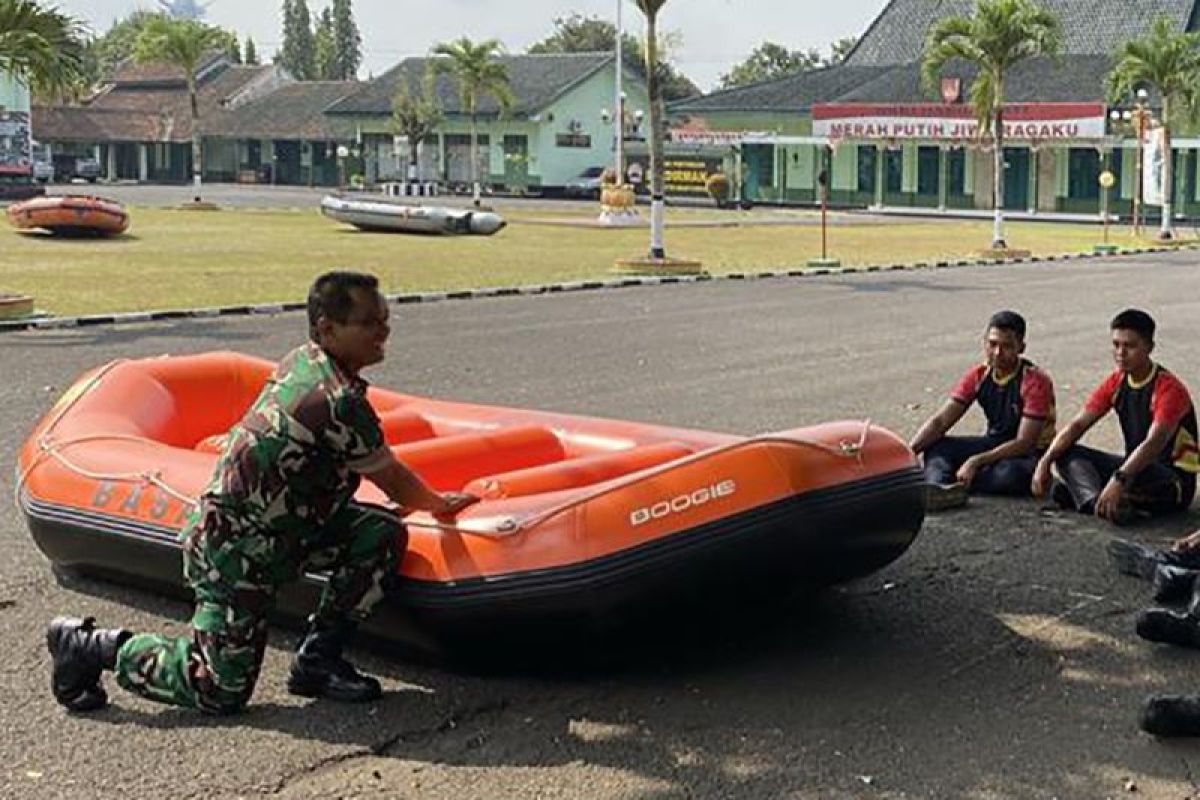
[19,365,876,540]
[504,420,877,534]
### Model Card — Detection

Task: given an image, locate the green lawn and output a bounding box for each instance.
[0,206,1179,317]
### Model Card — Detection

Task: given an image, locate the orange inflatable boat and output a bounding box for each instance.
[17,352,924,657]
[6,195,130,236]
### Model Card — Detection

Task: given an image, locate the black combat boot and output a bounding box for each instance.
[1135,608,1200,649]
[1141,696,1200,737]
[46,616,131,712]
[287,617,381,703]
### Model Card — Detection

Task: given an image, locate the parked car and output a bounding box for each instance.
[32,159,55,183]
[72,157,101,183]
[563,166,606,199]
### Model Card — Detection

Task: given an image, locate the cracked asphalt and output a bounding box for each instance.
[5,247,1200,798]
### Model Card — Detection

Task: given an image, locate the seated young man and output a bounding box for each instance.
[910,310,1056,510]
[1032,308,1198,525]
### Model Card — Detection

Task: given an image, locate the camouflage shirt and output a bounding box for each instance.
[197,342,391,537]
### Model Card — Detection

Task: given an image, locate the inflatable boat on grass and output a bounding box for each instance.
[320,194,506,236]
[17,352,923,659]
[7,195,129,236]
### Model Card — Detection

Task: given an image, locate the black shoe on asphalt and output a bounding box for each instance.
[1108,538,1164,580]
[1153,565,1200,605]
[924,482,968,512]
[1136,608,1200,649]
[46,616,131,712]
[287,656,382,702]
[1141,695,1200,737]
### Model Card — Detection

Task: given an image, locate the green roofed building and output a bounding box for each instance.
[667,0,1200,219]
[325,52,649,192]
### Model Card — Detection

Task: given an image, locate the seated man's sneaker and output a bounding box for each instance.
[924,482,968,512]
[1136,608,1200,649]
[1141,695,1200,737]
[1153,565,1200,605]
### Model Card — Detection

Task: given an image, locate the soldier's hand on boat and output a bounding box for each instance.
[434,492,479,518]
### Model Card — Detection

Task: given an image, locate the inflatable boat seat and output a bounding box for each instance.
[464,441,694,499]
[392,425,566,491]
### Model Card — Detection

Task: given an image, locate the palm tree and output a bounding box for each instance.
[922,0,1061,250]
[133,16,228,202]
[431,37,513,207]
[390,68,444,184]
[1107,16,1200,241]
[0,0,88,98]
[635,0,668,259]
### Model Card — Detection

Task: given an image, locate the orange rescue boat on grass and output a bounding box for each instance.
[17,352,924,659]
[6,195,130,236]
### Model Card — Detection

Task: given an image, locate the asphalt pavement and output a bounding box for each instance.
[5,249,1200,798]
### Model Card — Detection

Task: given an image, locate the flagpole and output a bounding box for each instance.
[615,0,624,182]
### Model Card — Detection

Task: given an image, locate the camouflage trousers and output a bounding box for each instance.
[113,501,403,714]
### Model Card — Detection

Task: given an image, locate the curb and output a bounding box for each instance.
[3,243,1196,334]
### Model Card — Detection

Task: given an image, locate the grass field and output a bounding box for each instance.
[0,205,1181,316]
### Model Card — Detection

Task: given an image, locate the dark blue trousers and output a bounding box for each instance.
[923,435,1039,496]
[1055,444,1195,515]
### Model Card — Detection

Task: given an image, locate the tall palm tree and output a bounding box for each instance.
[431,37,513,207]
[922,0,1061,250]
[1107,16,1200,241]
[0,0,88,98]
[133,16,227,202]
[635,0,668,259]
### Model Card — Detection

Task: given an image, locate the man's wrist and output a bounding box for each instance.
[1112,468,1130,488]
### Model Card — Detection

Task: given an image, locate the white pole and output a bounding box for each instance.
[615,0,624,182]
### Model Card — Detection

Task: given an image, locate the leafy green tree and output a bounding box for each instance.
[314,5,335,79]
[635,0,669,259]
[0,0,88,98]
[390,68,443,182]
[1107,16,1200,240]
[827,36,858,66]
[527,13,698,100]
[719,41,820,89]
[84,10,235,85]
[330,0,361,80]
[431,37,514,206]
[243,35,258,65]
[922,0,1061,250]
[278,0,315,80]
[134,16,229,200]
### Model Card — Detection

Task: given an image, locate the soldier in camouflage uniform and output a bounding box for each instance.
[48,271,477,714]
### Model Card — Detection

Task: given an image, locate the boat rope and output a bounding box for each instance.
[497,420,878,534]
[18,365,879,541]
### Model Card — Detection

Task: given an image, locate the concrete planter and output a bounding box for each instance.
[0,293,34,321]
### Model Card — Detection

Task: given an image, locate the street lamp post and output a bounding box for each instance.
[1110,88,1152,237]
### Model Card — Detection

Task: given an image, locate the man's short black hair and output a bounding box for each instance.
[308,271,380,340]
[987,310,1026,339]
[1111,308,1156,342]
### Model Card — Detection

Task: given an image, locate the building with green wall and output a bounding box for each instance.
[667,0,1200,220]
[324,52,649,192]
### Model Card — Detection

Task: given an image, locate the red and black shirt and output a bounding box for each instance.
[1084,363,1200,473]
[950,358,1056,449]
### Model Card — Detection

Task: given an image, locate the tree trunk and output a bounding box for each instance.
[409,139,419,183]
[645,10,665,259]
[991,99,1005,249]
[189,76,202,201]
[1160,95,1174,240]
[469,96,481,207]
